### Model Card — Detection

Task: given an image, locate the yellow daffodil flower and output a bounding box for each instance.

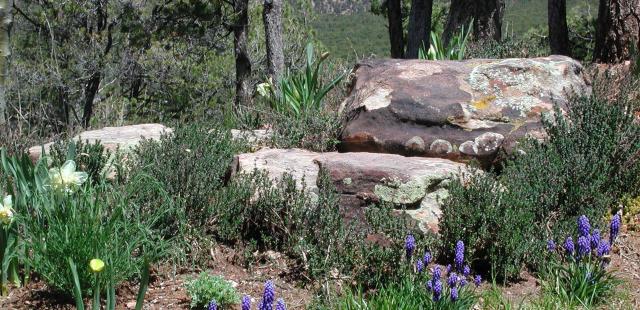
[0,195,13,226]
[89,258,105,273]
[48,160,89,193]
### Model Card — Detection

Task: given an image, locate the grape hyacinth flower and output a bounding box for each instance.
[447,272,458,288]
[564,237,575,257]
[432,266,441,280]
[578,215,591,237]
[416,259,424,273]
[610,214,621,244]
[577,236,591,258]
[474,275,482,287]
[460,278,468,287]
[423,251,432,266]
[405,234,416,260]
[446,264,452,274]
[426,279,433,291]
[455,240,465,270]
[597,240,611,257]
[547,239,556,252]
[463,265,471,277]
[260,280,275,310]
[207,300,218,310]
[242,295,251,310]
[591,229,601,249]
[433,279,443,301]
[275,298,286,310]
[450,287,459,301]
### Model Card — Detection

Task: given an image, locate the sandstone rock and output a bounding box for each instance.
[28,123,172,161]
[340,56,591,163]
[231,149,470,232]
[230,148,320,194]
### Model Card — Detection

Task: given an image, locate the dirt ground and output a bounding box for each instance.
[1,230,639,309]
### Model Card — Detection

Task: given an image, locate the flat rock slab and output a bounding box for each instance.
[28,123,172,161]
[232,148,471,232]
[339,56,591,163]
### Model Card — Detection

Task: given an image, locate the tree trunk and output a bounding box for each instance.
[263,0,284,83]
[594,0,640,63]
[406,0,433,59]
[443,0,504,46]
[81,71,100,128]
[0,0,12,127]
[387,0,404,58]
[233,0,252,108]
[548,0,571,56]
[474,0,504,42]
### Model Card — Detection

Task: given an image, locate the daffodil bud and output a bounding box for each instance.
[89,259,105,273]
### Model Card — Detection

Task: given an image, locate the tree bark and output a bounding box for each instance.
[548,0,571,56]
[233,0,252,108]
[81,71,100,128]
[387,0,405,58]
[594,0,640,63]
[0,0,12,127]
[406,0,433,59]
[443,0,504,46]
[263,0,284,83]
[474,0,504,42]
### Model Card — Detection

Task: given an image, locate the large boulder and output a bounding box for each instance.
[339,56,591,163]
[231,148,470,232]
[28,123,172,161]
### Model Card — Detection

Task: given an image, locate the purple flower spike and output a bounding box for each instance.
[447,272,458,288]
[577,236,591,258]
[261,280,275,310]
[463,265,471,277]
[446,264,452,274]
[275,298,286,310]
[547,239,556,252]
[455,240,465,270]
[432,266,441,280]
[423,251,432,266]
[610,214,621,244]
[416,260,424,273]
[242,295,251,310]
[597,240,611,257]
[451,287,459,301]
[460,278,468,287]
[474,275,482,287]
[433,280,443,301]
[207,300,218,310]
[591,229,601,249]
[405,234,416,260]
[564,237,575,256]
[578,215,591,237]
[426,279,433,291]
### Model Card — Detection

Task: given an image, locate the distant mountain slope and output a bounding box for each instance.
[311,0,371,14]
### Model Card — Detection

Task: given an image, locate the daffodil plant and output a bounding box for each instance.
[0,194,18,296]
[69,257,149,310]
[48,160,89,193]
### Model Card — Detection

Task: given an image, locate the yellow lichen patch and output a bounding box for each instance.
[471,95,496,110]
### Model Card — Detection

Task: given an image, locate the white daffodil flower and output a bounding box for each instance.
[48,160,89,193]
[0,195,14,226]
[256,80,273,98]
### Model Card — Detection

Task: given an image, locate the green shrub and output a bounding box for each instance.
[131,123,248,230]
[440,94,640,281]
[214,170,426,287]
[269,109,342,152]
[419,22,472,61]
[185,272,240,309]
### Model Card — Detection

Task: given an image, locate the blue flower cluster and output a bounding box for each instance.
[548,214,621,263]
[231,280,286,310]
[406,237,482,303]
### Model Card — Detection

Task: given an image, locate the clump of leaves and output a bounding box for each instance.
[185,273,240,309]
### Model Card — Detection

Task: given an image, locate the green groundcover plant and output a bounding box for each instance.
[185,272,240,309]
